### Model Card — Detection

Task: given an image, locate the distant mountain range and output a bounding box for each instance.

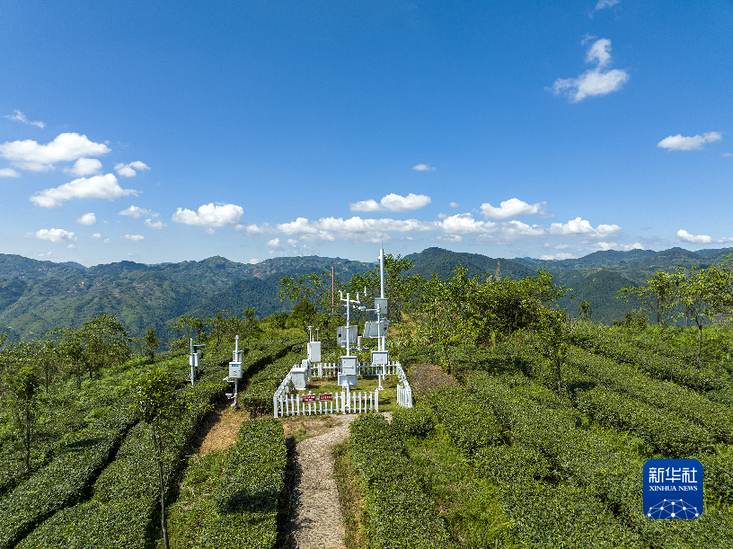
[2,246,731,343]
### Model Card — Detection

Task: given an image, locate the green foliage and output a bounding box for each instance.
[349,414,453,549]
[391,405,435,438]
[575,387,714,456]
[194,419,287,548]
[0,406,134,549]
[428,385,502,455]
[17,367,227,548]
[3,364,42,473]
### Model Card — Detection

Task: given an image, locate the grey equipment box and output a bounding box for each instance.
[374,297,388,316]
[363,320,389,338]
[337,326,358,348]
[291,364,308,390]
[338,356,358,387]
[371,350,389,365]
[307,341,321,362]
[228,362,242,379]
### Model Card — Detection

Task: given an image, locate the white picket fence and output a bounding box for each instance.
[273,389,378,418]
[396,364,413,408]
[311,362,401,378]
[272,360,412,417]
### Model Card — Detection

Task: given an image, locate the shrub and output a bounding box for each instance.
[349,414,452,548]
[391,405,435,437]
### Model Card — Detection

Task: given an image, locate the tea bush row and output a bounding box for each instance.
[193,418,287,549]
[568,324,725,392]
[427,385,502,455]
[391,404,435,437]
[349,414,453,549]
[567,347,733,443]
[469,373,733,548]
[575,386,713,456]
[0,405,136,549]
[239,350,302,415]
[16,369,227,548]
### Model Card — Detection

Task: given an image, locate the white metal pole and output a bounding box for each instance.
[346,292,351,356]
[379,248,385,299]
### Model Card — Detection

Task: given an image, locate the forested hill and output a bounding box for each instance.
[0,254,372,344]
[2,245,733,342]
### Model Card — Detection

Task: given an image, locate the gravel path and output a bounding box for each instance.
[288,414,358,549]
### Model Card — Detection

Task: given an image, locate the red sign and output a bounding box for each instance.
[319,393,333,402]
[302,394,316,402]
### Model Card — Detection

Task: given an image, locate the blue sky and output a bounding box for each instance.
[1,0,731,266]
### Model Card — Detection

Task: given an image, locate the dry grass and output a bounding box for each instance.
[409,363,458,398]
[281,414,340,442]
[190,403,250,455]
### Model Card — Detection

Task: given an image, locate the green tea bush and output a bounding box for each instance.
[240,350,302,415]
[391,404,435,437]
[194,418,287,549]
[0,406,135,549]
[568,347,733,444]
[428,385,502,455]
[349,414,452,549]
[575,387,713,456]
[16,371,227,548]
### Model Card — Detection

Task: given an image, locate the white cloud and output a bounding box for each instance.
[548,38,629,102]
[412,163,436,172]
[350,193,431,213]
[144,219,165,229]
[64,158,103,177]
[449,202,458,208]
[499,220,546,239]
[381,193,432,212]
[438,213,496,235]
[114,161,150,177]
[657,132,722,151]
[480,198,548,220]
[350,199,381,212]
[275,216,435,244]
[76,213,97,225]
[119,205,152,218]
[677,229,713,244]
[4,110,44,128]
[549,217,621,236]
[30,173,138,208]
[541,252,576,260]
[91,233,102,239]
[0,132,110,171]
[721,152,732,158]
[593,0,620,14]
[0,168,20,178]
[124,234,144,242]
[267,238,281,247]
[172,203,244,227]
[103,238,112,244]
[32,228,76,243]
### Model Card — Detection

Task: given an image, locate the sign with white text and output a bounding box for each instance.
[643,459,703,519]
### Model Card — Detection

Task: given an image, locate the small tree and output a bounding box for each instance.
[534,308,569,391]
[143,329,160,362]
[577,300,592,322]
[618,270,679,326]
[130,368,181,549]
[5,365,42,472]
[674,264,733,363]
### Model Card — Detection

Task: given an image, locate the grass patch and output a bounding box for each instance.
[404,425,521,549]
[333,439,367,549]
